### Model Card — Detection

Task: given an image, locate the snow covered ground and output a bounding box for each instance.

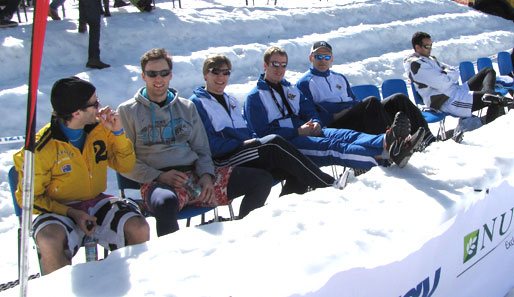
[0,0,514,296]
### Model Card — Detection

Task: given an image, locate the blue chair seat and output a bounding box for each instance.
[421,110,448,123]
[350,84,381,101]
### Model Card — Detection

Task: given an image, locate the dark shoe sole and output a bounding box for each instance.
[396,128,425,168]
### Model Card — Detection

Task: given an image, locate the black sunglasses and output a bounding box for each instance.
[208,68,231,76]
[270,61,287,68]
[82,100,100,110]
[422,44,432,49]
[145,69,171,78]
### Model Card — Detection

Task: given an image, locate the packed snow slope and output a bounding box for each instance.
[0,0,514,296]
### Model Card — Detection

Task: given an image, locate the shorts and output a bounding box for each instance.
[32,194,142,258]
[440,84,473,118]
[140,166,233,212]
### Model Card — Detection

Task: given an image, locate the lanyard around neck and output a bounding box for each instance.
[266,81,293,118]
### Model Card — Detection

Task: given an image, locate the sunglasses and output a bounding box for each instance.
[208,68,231,76]
[145,69,171,78]
[422,44,432,49]
[82,100,100,109]
[270,61,288,68]
[313,54,332,60]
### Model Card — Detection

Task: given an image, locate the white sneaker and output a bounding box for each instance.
[333,168,353,190]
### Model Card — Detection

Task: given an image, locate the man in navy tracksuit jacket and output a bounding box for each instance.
[244,47,424,170]
[190,54,338,195]
[296,41,435,146]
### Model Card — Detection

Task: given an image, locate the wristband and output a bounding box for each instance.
[112,128,124,136]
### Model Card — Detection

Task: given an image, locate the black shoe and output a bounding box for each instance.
[415,132,436,152]
[86,59,111,69]
[104,10,111,17]
[385,112,426,168]
[78,22,87,33]
[385,111,411,158]
[393,127,425,168]
[482,94,514,107]
[0,19,18,28]
[114,0,130,7]
[280,179,308,196]
[48,8,61,20]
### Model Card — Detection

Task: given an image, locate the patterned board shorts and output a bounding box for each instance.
[140,166,234,213]
[32,194,142,258]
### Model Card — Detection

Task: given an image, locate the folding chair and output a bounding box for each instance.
[478,56,513,92]
[172,0,181,8]
[8,166,22,274]
[410,82,449,140]
[381,78,409,98]
[497,51,514,76]
[350,84,381,102]
[459,61,476,83]
[116,172,234,226]
[476,57,494,72]
[8,166,108,271]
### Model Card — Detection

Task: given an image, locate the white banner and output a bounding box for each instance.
[295,180,514,297]
[0,136,25,145]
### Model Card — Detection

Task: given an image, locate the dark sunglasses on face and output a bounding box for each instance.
[145,69,171,78]
[208,68,231,76]
[314,54,332,60]
[422,44,432,49]
[270,61,287,68]
[82,100,100,109]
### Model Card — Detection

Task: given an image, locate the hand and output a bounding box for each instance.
[98,106,123,132]
[197,174,216,204]
[157,170,189,188]
[311,122,322,136]
[67,208,97,235]
[298,119,321,136]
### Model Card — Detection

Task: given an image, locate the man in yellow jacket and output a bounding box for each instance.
[13,76,149,275]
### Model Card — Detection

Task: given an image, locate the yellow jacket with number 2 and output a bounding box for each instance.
[13,118,135,216]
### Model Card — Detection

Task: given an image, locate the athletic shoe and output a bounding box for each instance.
[392,127,425,168]
[114,0,130,7]
[452,130,464,144]
[385,111,411,158]
[48,8,61,20]
[482,94,514,107]
[86,59,111,69]
[415,132,436,152]
[0,19,18,28]
[333,168,351,190]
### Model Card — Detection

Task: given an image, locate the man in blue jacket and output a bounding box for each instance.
[245,46,425,170]
[190,54,342,195]
[296,41,436,148]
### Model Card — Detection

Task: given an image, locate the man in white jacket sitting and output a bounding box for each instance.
[404,31,512,124]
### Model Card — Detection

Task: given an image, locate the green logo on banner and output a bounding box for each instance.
[463,230,479,263]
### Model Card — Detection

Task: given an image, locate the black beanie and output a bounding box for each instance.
[51,76,96,116]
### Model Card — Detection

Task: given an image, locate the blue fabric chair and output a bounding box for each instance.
[8,166,22,220]
[410,82,450,140]
[381,79,409,98]
[9,166,109,269]
[459,61,476,83]
[497,51,513,76]
[350,84,381,101]
[470,57,510,95]
[477,57,494,72]
[115,172,233,226]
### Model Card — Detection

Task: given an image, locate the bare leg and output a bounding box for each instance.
[123,216,150,245]
[36,224,70,275]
